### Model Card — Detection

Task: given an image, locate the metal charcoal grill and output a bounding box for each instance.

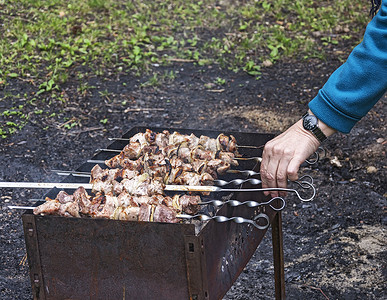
[21,127,287,300]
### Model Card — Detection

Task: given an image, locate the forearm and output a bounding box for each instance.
[309,0,387,133]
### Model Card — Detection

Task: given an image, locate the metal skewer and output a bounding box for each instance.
[107,137,265,149]
[0,180,316,201]
[88,153,318,166]
[90,154,267,163]
[199,197,286,211]
[0,182,92,189]
[9,205,270,230]
[95,148,122,153]
[8,206,34,210]
[234,157,263,163]
[177,213,270,230]
[51,170,92,177]
[213,178,261,186]
[51,170,313,188]
[226,170,260,176]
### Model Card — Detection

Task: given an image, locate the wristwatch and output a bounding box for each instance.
[302,112,327,143]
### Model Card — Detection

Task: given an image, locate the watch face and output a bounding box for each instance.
[303,115,318,130]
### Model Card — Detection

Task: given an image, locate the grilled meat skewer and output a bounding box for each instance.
[32,187,201,223]
[89,164,214,194]
[105,142,238,171]
[127,129,238,153]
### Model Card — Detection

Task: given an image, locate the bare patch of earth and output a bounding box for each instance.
[0,58,386,299]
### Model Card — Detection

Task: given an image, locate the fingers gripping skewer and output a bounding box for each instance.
[177,213,270,230]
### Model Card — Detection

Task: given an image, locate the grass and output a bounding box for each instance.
[0,0,370,138]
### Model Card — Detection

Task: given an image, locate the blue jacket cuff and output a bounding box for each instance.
[309,90,360,134]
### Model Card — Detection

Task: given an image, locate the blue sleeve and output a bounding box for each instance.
[308,0,387,133]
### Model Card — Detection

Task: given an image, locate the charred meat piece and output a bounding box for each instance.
[165,168,214,186]
[122,141,142,159]
[153,204,179,223]
[33,200,61,216]
[216,133,238,152]
[93,193,119,218]
[120,174,164,196]
[56,191,74,204]
[58,201,80,218]
[105,153,143,170]
[172,194,200,214]
[73,186,92,215]
[138,204,152,222]
[112,206,141,221]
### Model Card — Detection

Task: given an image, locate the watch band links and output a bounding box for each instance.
[302,112,327,143]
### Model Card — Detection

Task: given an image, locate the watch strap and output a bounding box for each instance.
[302,112,327,143]
[311,127,327,143]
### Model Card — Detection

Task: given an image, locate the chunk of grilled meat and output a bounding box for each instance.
[164,167,214,186]
[91,164,139,182]
[33,200,61,216]
[90,172,165,196]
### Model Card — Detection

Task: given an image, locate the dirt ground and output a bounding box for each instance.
[0,56,386,299]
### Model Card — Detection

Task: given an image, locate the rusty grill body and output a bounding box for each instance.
[22,127,280,300]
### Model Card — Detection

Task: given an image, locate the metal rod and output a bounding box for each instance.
[92,152,266,163]
[95,148,121,153]
[199,197,286,211]
[51,170,92,177]
[0,182,92,189]
[108,137,130,141]
[234,157,263,163]
[226,170,260,176]
[8,206,34,210]
[1,180,315,201]
[87,158,264,165]
[236,145,264,149]
[0,181,222,193]
[87,160,106,164]
[177,213,270,230]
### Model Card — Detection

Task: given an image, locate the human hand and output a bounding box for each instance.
[260,119,322,198]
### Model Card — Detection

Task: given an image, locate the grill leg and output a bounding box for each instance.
[272,211,285,299]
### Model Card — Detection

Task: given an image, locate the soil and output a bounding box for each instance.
[0,56,386,299]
